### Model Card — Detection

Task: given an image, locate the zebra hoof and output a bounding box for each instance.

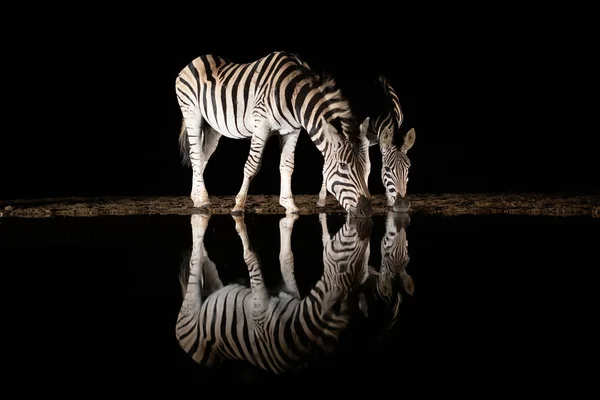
[192,200,211,208]
[284,207,299,215]
[231,209,244,217]
[281,213,299,224]
[316,200,326,207]
[197,204,211,214]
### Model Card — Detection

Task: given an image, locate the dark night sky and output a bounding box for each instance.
[1,16,597,201]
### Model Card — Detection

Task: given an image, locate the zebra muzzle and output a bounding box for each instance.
[353,216,374,239]
[393,196,411,213]
[356,195,374,218]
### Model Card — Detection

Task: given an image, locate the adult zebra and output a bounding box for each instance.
[317,75,416,212]
[176,51,373,217]
[175,213,372,374]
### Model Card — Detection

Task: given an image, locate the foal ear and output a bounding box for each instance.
[359,117,377,146]
[401,128,416,153]
[379,126,394,150]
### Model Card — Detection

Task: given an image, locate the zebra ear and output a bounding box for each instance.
[379,127,393,150]
[359,117,377,146]
[400,128,416,153]
[358,118,371,155]
[402,272,414,296]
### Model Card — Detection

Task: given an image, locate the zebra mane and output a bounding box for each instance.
[286,53,356,129]
[287,52,312,70]
[378,75,402,127]
[313,73,361,150]
[282,52,361,150]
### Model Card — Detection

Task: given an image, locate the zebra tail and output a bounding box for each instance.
[178,119,190,167]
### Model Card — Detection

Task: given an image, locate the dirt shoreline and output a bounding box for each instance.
[1,193,598,219]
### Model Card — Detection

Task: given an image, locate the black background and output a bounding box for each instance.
[2,11,597,201]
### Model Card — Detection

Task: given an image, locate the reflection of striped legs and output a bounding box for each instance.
[279,215,300,298]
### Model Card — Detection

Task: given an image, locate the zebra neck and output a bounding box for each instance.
[291,78,350,155]
[302,280,349,321]
[290,280,349,352]
[303,121,330,155]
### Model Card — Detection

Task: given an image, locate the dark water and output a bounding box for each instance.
[1,212,597,392]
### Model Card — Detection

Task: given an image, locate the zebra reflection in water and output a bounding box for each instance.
[176,213,372,374]
[358,211,414,343]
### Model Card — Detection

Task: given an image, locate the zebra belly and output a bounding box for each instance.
[198,103,254,140]
[207,288,308,374]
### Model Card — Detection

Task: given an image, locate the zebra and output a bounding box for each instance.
[175,51,373,217]
[175,212,373,374]
[317,75,416,212]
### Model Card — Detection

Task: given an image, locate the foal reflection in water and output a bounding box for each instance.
[358,212,415,343]
[176,213,372,374]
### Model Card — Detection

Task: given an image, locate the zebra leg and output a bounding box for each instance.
[178,105,208,208]
[182,213,213,307]
[233,215,269,325]
[279,214,300,298]
[191,213,223,296]
[232,127,271,215]
[183,114,221,209]
[176,213,214,358]
[195,126,222,210]
[316,171,328,207]
[278,130,300,214]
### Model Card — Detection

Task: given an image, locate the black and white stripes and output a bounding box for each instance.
[176,51,373,217]
[175,213,372,374]
[317,75,416,212]
[369,76,416,212]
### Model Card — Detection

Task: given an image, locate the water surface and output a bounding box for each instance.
[2,212,596,391]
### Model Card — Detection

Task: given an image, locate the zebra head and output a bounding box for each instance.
[322,121,374,218]
[368,76,416,213]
